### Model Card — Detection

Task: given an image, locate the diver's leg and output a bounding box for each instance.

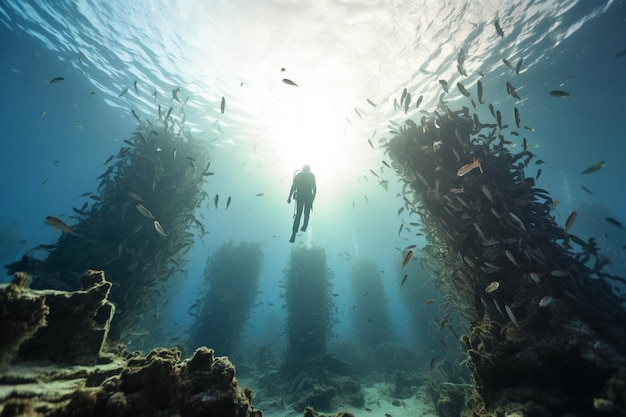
[301,199,311,231]
[290,200,304,242]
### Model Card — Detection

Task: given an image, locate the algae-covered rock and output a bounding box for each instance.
[302,406,355,417]
[0,348,262,417]
[90,347,261,417]
[17,270,115,365]
[0,272,49,370]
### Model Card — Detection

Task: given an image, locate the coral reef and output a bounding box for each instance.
[0,272,48,370]
[17,269,115,365]
[1,347,261,417]
[189,241,263,358]
[285,353,363,412]
[1,270,113,369]
[0,270,262,417]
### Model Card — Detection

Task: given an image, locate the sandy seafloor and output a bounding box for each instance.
[239,376,437,417]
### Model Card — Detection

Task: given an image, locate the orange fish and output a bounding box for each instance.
[401,249,413,268]
[564,211,577,235]
[456,158,483,176]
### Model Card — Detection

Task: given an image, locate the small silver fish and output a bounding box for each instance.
[456,82,470,97]
[505,305,519,327]
[481,185,494,202]
[539,296,553,307]
[515,58,523,74]
[529,272,541,284]
[136,204,154,220]
[154,220,167,238]
[485,281,500,293]
[282,78,298,87]
[494,20,504,37]
[505,250,519,266]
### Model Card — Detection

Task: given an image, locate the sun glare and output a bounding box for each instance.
[245,76,373,202]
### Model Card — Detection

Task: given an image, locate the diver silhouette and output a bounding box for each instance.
[287,165,317,243]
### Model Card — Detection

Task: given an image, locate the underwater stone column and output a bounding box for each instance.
[386,104,626,416]
[280,246,334,377]
[189,241,263,357]
[349,259,394,350]
[5,110,211,338]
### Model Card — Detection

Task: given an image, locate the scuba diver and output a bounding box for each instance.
[287,164,317,243]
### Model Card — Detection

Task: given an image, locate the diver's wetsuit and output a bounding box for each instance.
[288,170,317,242]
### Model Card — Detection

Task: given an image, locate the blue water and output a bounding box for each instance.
[1,0,626,379]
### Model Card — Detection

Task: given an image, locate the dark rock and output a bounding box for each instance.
[0,269,263,417]
[431,382,472,417]
[372,342,419,373]
[0,272,49,370]
[319,353,352,375]
[0,347,262,417]
[93,346,261,417]
[17,269,115,365]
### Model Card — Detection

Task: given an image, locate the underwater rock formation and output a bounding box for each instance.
[281,246,334,377]
[189,241,263,358]
[0,270,113,368]
[19,269,115,365]
[5,110,211,339]
[1,347,262,417]
[386,102,626,415]
[273,247,364,412]
[302,407,355,417]
[0,270,262,417]
[372,341,419,375]
[0,272,48,370]
[349,259,394,350]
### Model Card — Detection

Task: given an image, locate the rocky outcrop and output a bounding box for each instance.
[16,269,115,365]
[0,270,262,417]
[0,347,261,417]
[0,272,48,370]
